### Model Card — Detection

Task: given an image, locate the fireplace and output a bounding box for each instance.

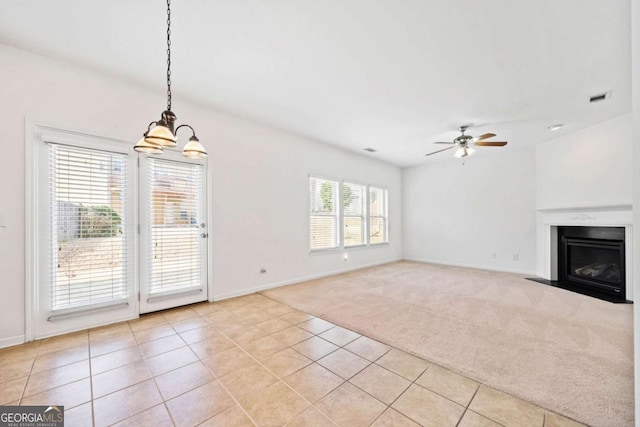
[535,206,633,302]
[558,226,625,296]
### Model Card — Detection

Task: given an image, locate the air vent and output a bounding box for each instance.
[363,148,377,153]
[589,91,611,103]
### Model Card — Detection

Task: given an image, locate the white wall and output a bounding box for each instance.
[0,44,402,345]
[536,114,633,210]
[402,147,537,274]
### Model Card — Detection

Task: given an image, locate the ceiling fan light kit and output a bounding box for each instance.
[454,146,475,158]
[133,0,207,159]
[425,125,507,159]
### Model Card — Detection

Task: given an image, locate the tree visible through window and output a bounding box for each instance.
[343,182,365,247]
[310,177,338,250]
[369,186,388,244]
[50,144,128,310]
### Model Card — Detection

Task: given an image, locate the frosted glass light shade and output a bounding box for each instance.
[454,147,467,158]
[134,137,163,154]
[181,136,207,159]
[454,146,475,158]
[145,124,177,147]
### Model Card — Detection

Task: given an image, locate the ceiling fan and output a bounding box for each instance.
[425,125,508,158]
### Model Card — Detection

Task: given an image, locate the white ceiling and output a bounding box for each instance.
[0,0,631,166]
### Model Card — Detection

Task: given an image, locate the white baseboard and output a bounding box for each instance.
[403,257,537,276]
[0,335,25,349]
[212,258,402,301]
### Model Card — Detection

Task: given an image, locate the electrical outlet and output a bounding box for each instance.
[513,254,519,261]
[491,252,497,259]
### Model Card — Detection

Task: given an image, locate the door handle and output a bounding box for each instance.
[200,233,208,238]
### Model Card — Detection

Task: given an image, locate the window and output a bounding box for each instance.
[309,176,389,251]
[343,182,366,247]
[369,186,388,244]
[49,143,129,310]
[309,177,339,250]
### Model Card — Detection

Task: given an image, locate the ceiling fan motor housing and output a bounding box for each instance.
[454,134,472,146]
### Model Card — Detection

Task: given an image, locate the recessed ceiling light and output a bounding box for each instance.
[547,124,564,131]
[363,147,377,153]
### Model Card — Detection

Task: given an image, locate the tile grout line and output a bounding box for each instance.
[16,340,42,405]
[86,330,96,427]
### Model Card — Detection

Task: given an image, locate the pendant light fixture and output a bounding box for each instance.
[134,0,207,159]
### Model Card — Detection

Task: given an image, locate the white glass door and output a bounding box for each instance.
[139,152,208,313]
[31,131,138,339]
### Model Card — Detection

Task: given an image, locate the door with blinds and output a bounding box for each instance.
[139,152,208,313]
[33,135,137,339]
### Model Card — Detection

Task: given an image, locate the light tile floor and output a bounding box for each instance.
[0,293,587,427]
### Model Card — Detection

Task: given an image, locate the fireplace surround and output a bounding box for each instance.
[536,206,633,301]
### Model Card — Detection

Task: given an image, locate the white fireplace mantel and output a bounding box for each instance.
[536,205,634,301]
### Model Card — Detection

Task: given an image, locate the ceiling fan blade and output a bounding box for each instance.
[472,133,496,142]
[433,141,454,144]
[475,141,508,147]
[425,146,456,156]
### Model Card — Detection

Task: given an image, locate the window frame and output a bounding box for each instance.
[342,180,368,249]
[309,175,341,253]
[368,185,389,246]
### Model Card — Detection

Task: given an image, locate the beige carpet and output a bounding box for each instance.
[262,261,634,427]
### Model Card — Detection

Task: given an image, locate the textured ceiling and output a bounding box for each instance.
[0,0,631,166]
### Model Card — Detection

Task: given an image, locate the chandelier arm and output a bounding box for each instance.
[175,124,196,136]
[145,121,158,134]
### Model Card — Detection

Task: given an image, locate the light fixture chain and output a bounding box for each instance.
[166,0,172,111]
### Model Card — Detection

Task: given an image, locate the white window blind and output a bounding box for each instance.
[310,177,339,250]
[147,158,204,296]
[369,186,388,244]
[49,144,128,310]
[343,182,366,247]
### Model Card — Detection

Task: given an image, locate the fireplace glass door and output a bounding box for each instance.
[567,239,622,287]
[558,226,625,296]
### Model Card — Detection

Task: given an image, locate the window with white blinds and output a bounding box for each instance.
[310,177,339,250]
[369,186,388,244]
[49,143,128,310]
[147,158,204,296]
[343,182,366,247]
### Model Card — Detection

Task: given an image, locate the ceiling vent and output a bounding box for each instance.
[589,91,611,103]
[363,147,377,153]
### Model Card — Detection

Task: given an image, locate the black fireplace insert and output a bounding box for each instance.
[558,226,625,296]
